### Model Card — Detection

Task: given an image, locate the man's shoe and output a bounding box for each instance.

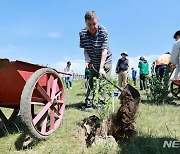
[83,99,93,109]
[97,100,105,111]
[98,100,105,105]
[81,104,93,110]
[85,105,93,110]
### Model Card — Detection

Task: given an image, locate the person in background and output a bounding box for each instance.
[155,52,171,81]
[115,51,129,88]
[79,10,112,108]
[85,66,90,80]
[131,67,137,86]
[64,61,74,89]
[84,66,90,88]
[170,30,180,80]
[138,56,149,90]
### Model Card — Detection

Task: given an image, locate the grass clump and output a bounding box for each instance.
[0,80,179,154]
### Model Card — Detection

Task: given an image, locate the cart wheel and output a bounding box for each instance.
[170,81,180,98]
[20,68,65,140]
[0,108,19,129]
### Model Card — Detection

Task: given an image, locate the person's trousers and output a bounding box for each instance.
[85,63,112,105]
[65,76,72,88]
[155,65,167,81]
[140,74,147,90]
[118,71,128,88]
[132,77,136,86]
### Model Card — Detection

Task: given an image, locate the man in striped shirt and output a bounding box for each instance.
[79,10,112,108]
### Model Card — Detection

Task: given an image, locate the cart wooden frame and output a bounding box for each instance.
[0,59,68,140]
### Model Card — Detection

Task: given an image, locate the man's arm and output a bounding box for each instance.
[115,59,119,73]
[84,48,90,68]
[170,43,179,65]
[100,49,108,69]
[99,49,108,75]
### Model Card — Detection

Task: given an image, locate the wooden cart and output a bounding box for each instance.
[0,59,68,140]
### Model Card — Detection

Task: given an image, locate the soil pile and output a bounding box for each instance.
[78,89,140,147]
[109,89,140,144]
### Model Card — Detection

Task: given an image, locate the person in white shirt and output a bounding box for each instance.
[170,30,180,80]
[64,61,74,89]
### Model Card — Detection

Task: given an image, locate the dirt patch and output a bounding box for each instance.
[77,89,140,147]
[109,89,140,144]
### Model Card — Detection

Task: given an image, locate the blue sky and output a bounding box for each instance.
[0,0,179,75]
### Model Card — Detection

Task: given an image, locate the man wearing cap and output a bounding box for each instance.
[79,10,112,108]
[115,51,129,88]
[138,56,149,90]
[170,30,180,80]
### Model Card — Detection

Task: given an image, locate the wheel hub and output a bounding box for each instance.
[53,98,58,105]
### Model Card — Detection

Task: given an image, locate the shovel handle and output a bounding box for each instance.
[91,65,123,92]
[103,76,123,92]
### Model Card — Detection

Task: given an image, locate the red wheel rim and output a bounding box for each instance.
[30,73,65,136]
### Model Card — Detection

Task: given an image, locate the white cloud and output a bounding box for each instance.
[128,54,160,71]
[47,32,61,38]
[54,59,117,77]
[54,59,85,75]
[127,54,163,77]
[53,54,164,77]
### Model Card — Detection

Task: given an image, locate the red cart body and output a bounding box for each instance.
[0,59,45,107]
[0,58,67,140]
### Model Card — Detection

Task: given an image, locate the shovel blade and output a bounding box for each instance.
[124,84,140,101]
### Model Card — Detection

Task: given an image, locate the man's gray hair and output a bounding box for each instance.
[84,10,97,21]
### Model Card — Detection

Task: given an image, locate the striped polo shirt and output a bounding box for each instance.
[79,25,112,67]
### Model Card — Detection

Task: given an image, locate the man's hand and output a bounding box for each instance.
[170,63,176,72]
[86,62,92,69]
[99,68,106,78]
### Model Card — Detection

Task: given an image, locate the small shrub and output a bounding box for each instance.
[93,77,116,120]
[146,62,173,104]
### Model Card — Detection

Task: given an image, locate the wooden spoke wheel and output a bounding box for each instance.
[0,108,19,129]
[20,68,65,140]
[170,81,180,98]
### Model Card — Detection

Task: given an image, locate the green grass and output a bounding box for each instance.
[0,80,180,154]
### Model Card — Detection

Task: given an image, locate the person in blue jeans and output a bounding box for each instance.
[155,52,171,81]
[64,61,74,89]
[65,76,72,89]
[131,67,137,86]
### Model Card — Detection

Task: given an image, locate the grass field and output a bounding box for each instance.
[0,79,180,154]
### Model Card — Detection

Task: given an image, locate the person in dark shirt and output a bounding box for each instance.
[85,67,90,80]
[115,51,129,88]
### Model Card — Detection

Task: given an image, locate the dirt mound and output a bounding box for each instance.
[77,89,140,147]
[109,89,140,144]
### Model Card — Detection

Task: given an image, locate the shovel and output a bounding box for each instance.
[91,65,140,102]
